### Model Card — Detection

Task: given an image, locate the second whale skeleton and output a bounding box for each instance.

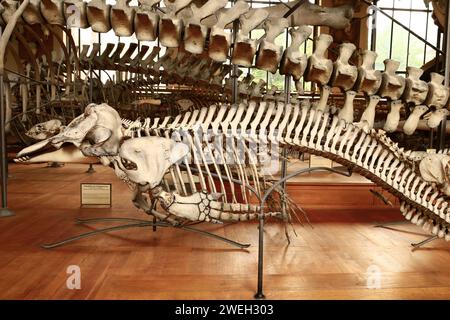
[1,0,448,141]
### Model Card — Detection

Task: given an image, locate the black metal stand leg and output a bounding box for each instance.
[0,73,15,218]
[48,162,63,168]
[41,221,152,249]
[42,216,251,249]
[254,215,265,299]
[411,235,438,250]
[86,163,95,174]
[374,220,409,228]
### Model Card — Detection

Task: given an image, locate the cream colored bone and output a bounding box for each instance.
[425,72,449,109]
[338,90,356,124]
[279,26,311,81]
[159,0,193,47]
[231,8,269,67]
[403,67,428,105]
[305,34,333,86]
[86,0,111,33]
[134,0,160,41]
[378,59,406,100]
[354,50,381,95]
[23,0,45,25]
[201,0,354,30]
[330,42,357,91]
[40,0,65,25]
[111,0,136,37]
[17,103,124,158]
[255,18,289,73]
[383,100,403,132]
[183,0,228,54]
[359,95,380,129]
[15,144,98,164]
[26,119,64,140]
[402,105,428,135]
[419,154,450,196]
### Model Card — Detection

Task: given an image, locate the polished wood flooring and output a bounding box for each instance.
[1,163,450,299]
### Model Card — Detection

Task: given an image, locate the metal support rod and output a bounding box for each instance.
[0,72,14,217]
[282,0,308,19]
[41,216,250,249]
[411,235,438,250]
[370,0,378,51]
[255,166,352,299]
[439,0,450,150]
[0,26,14,217]
[231,2,239,105]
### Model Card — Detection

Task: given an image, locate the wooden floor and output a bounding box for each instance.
[1,163,450,299]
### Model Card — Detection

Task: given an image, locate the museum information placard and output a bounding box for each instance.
[309,155,333,168]
[80,183,112,208]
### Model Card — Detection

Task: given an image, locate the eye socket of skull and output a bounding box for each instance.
[115,137,189,188]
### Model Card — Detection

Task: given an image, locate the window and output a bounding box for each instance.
[369,0,440,73]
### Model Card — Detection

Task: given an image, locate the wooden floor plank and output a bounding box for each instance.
[1,163,450,299]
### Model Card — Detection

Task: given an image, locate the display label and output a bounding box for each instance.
[80,183,112,208]
[309,154,333,168]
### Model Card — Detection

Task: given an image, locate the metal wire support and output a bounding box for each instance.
[86,163,95,174]
[231,0,240,105]
[375,220,441,249]
[254,166,352,299]
[41,215,251,249]
[439,0,450,150]
[411,235,438,251]
[0,26,14,217]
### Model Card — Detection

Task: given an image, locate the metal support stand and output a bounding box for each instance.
[439,0,450,150]
[411,235,438,250]
[86,163,95,174]
[41,216,250,249]
[0,71,15,217]
[375,220,440,249]
[48,162,63,168]
[254,166,352,299]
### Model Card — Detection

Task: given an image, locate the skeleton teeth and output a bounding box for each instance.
[411,213,420,224]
